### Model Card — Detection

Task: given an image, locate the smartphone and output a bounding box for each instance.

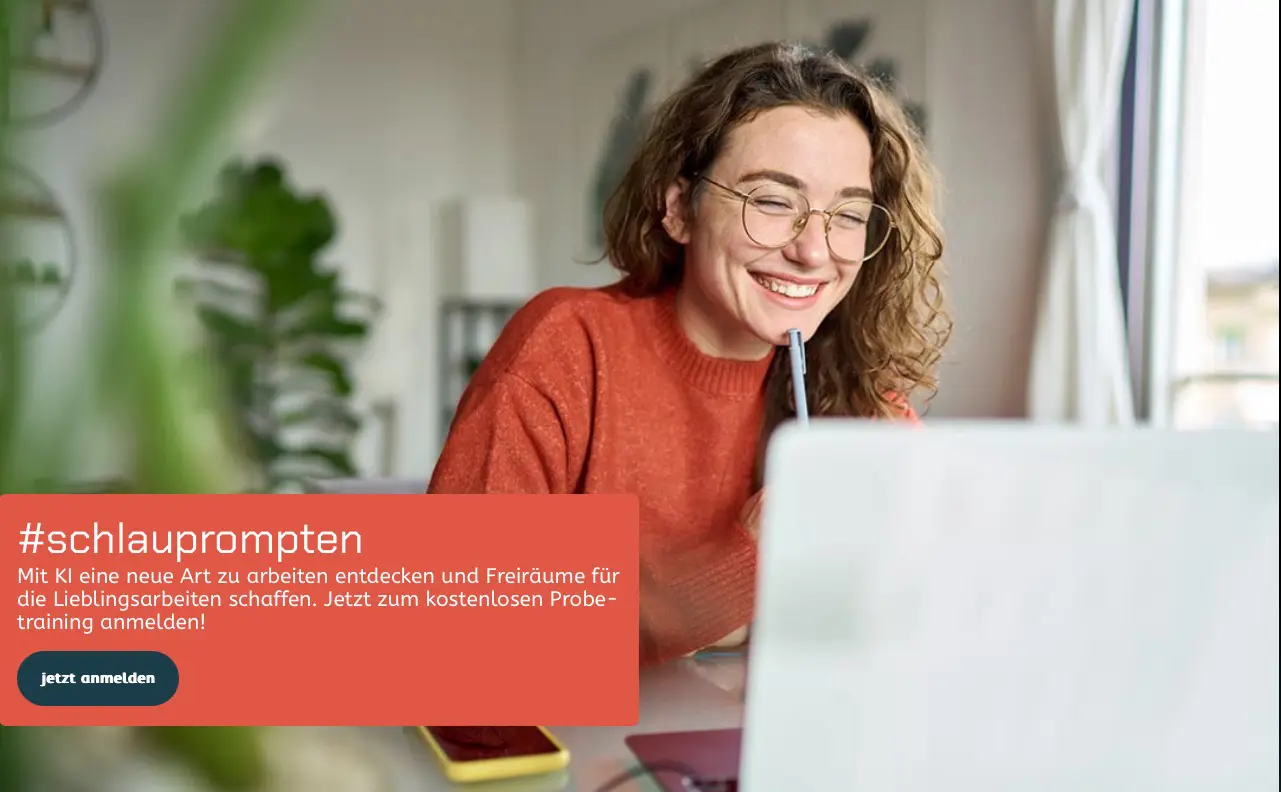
[415,726,570,783]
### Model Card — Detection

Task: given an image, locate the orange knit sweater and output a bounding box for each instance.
[430,283,920,664]
[429,284,775,665]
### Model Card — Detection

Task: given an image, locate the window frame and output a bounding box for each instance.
[1121,0,1280,428]
[1115,0,1160,420]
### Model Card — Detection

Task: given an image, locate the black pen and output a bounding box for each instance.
[787,328,809,426]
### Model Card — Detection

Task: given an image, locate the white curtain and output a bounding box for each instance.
[1027,0,1137,425]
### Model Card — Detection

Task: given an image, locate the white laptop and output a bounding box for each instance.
[737,421,1279,792]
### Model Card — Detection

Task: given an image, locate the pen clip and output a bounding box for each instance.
[788,329,806,374]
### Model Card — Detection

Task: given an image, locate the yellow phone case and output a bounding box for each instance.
[415,726,571,784]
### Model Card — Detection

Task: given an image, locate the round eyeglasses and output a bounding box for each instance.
[701,177,896,263]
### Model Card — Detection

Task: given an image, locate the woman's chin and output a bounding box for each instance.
[751,319,817,348]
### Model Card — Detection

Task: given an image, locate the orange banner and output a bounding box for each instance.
[2,494,639,727]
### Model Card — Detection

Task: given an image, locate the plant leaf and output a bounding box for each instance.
[142,727,267,792]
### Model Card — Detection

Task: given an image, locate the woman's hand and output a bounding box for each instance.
[740,489,764,540]
[707,624,750,649]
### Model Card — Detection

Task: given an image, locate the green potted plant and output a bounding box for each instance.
[177,159,378,492]
[0,0,396,788]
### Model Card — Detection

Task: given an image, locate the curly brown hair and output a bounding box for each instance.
[599,42,951,480]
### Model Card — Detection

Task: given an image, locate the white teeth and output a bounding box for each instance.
[753,274,819,298]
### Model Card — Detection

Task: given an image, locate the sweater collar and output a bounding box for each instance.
[649,288,774,396]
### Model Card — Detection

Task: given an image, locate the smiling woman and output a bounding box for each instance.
[428,41,951,667]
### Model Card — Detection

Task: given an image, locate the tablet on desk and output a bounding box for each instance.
[415,726,569,784]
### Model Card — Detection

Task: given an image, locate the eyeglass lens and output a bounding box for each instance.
[741,183,891,262]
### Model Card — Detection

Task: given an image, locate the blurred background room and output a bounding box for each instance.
[1,0,1276,789]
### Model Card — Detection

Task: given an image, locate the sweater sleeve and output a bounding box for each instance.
[641,517,759,665]
[428,373,572,494]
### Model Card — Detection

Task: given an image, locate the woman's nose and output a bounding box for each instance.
[784,212,832,268]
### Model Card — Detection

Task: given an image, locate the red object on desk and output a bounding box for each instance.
[625,728,742,792]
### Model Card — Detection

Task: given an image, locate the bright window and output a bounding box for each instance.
[1213,327,1245,365]
[1137,0,1279,429]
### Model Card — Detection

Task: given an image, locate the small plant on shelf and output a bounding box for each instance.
[0,256,62,286]
[178,158,378,492]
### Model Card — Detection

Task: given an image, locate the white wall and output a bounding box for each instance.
[14,0,517,482]
[921,0,1050,417]
[514,0,1052,419]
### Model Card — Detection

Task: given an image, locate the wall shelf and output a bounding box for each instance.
[0,196,64,220]
[12,55,95,80]
[1,160,78,336]
[46,0,92,12]
[437,299,522,440]
[3,0,104,128]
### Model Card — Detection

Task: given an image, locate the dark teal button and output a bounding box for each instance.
[17,651,179,707]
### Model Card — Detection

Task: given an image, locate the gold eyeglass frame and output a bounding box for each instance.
[700,177,897,263]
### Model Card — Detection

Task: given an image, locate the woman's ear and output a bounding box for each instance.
[662,179,692,244]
